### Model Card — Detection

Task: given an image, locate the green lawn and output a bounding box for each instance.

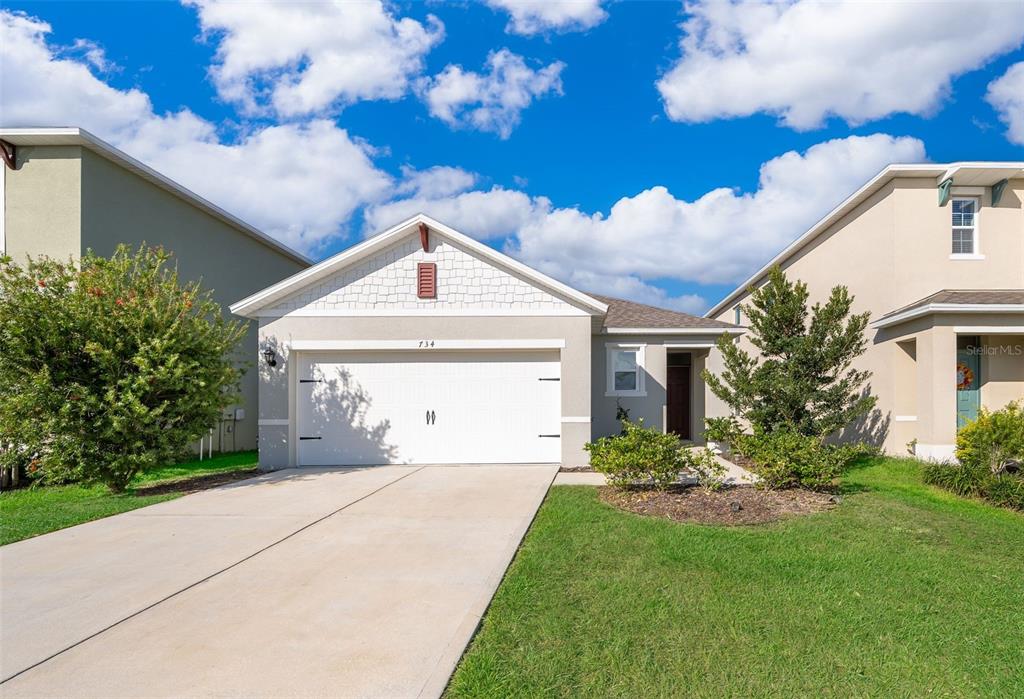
[0,451,258,546]
[448,458,1024,698]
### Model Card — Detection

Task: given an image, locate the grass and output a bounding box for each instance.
[0,451,258,546]
[448,458,1024,698]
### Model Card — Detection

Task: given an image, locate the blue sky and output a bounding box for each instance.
[2,1,1023,313]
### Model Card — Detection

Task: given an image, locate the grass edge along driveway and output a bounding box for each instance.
[447,458,1024,698]
[0,451,258,546]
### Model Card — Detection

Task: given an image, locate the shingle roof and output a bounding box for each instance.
[592,294,740,331]
[879,289,1024,320]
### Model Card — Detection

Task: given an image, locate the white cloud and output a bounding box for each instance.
[368,134,925,311]
[658,0,1024,130]
[0,9,391,254]
[986,62,1024,146]
[420,49,564,138]
[366,184,543,241]
[65,38,118,73]
[395,165,477,199]
[186,0,443,117]
[485,0,608,36]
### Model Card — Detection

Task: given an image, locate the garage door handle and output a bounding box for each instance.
[299,436,321,440]
[426,410,436,425]
[538,434,560,438]
[538,377,560,381]
[299,379,322,384]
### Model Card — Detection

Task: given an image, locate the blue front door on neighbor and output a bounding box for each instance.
[956,348,981,430]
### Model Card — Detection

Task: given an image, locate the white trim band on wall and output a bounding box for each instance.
[258,419,290,426]
[953,326,1024,334]
[289,339,566,351]
[894,415,917,422]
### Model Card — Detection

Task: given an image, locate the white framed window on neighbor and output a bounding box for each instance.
[950,197,982,259]
[606,343,646,397]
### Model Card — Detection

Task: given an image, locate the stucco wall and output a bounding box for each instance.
[258,315,592,469]
[981,334,1024,411]
[3,146,82,262]
[711,177,1024,454]
[590,334,727,442]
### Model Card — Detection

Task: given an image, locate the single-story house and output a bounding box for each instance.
[231,214,741,468]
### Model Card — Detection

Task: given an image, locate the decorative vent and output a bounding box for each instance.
[417,262,437,299]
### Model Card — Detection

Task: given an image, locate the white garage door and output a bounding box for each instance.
[296,351,561,465]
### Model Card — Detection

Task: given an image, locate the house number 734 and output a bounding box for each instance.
[418,340,435,348]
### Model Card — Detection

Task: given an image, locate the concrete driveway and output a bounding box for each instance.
[0,464,556,698]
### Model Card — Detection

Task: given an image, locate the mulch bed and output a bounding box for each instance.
[599,484,838,526]
[133,468,259,496]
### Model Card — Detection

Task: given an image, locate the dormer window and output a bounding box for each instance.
[951,198,977,256]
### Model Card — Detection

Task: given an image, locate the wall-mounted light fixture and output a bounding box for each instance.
[262,347,277,367]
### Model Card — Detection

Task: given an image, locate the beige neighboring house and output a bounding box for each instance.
[231,214,740,470]
[707,162,1024,461]
[0,127,310,452]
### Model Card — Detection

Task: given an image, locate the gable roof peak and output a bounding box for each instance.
[230,214,608,317]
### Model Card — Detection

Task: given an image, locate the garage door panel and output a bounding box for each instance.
[297,351,560,465]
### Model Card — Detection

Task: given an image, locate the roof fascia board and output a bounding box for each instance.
[603,326,744,335]
[872,303,1024,329]
[0,127,312,267]
[231,213,609,317]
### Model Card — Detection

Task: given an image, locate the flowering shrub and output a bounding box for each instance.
[0,245,246,491]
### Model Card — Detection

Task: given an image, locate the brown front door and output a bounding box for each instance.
[667,364,691,439]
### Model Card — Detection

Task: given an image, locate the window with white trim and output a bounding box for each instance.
[606,344,645,396]
[951,198,977,255]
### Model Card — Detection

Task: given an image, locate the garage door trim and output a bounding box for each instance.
[290,339,566,351]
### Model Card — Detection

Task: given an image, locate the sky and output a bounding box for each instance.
[2,0,1023,314]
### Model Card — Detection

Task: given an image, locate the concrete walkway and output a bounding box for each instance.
[0,464,556,698]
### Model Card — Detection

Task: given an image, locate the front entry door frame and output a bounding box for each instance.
[666,358,692,440]
[956,341,982,431]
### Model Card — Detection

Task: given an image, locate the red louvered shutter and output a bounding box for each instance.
[417,263,436,299]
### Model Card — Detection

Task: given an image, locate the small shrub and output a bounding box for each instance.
[703,416,741,446]
[586,419,686,490]
[956,401,1024,475]
[733,428,862,490]
[683,447,727,492]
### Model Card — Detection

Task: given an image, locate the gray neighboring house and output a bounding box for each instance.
[0,127,311,452]
[231,214,740,470]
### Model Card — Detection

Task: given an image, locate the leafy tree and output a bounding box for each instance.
[703,266,875,439]
[0,245,246,491]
